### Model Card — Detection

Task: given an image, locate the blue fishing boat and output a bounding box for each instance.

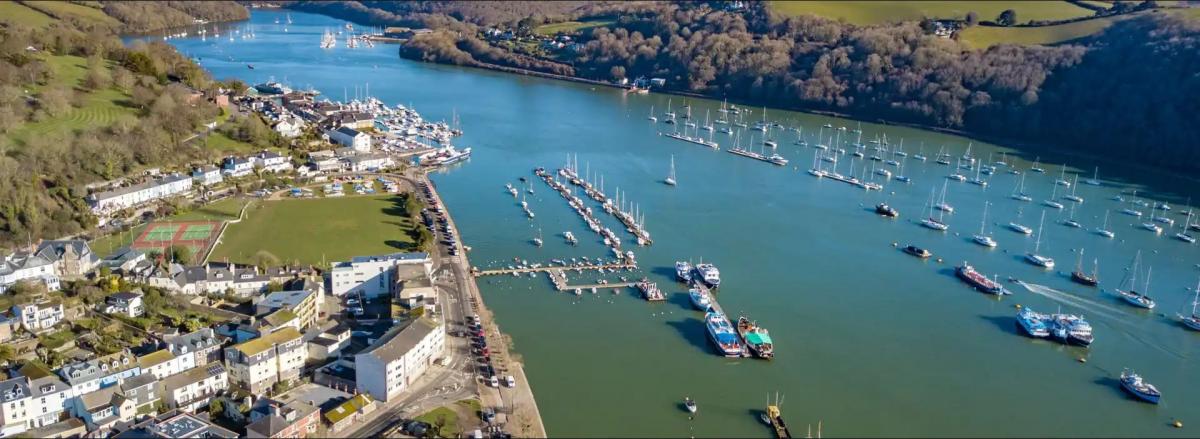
[704,311,744,357]
[1120,370,1161,404]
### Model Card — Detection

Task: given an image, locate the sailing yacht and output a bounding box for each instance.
[921,188,950,231]
[934,180,954,213]
[1071,249,1099,286]
[1140,204,1164,234]
[1115,252,1156,309]
[648,105,657,122]
[1024,211,1055,269]
[1008,207,1033,235]
[1030,157,1045,173]
[1094,210,1116,238]
[702,110,714,132]
[1084,166,1101,186]
[1176,208,1197,243]
[664,99,676,123]
[1179,277,1200,331]
[533,229,543,247]
[664,155,677,186]
[1063,204,1083,228]
[1010,173,1033,202]
[1054,164,1071,187]
[1042,182,1065,209]
[1063,174,1084,203]
[973,201,998,247]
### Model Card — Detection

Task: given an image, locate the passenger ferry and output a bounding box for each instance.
[704,311,744,357]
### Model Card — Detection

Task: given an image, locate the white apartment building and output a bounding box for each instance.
[348,153,394,172]
[103,291,144,318]
[355,318,444,402]
[327,126,371,152]
[255,151,293,173]
[329,252,431,298]
[87,173,193,214]
[58,351,140,398]
[0,364,71,435]
[224,327,305,394]
[192,165,223,186]
[0,252,57,293]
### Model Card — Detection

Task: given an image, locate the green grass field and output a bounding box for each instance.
[5,55,138,147]
[0,1,55,28]
[958,15,1119,48]
[203,132,260,155]
[534,19,615,35]
[209,195,419,266]
[769,1,1094,25]
[414,407,461,438]
[23,0,120,28]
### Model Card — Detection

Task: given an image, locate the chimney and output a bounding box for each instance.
[205,263,210,275]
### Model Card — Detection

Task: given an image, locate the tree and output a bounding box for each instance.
[38,86,71,117]
[209,398,224,418]
[610,65,626,81]
[166,245,193,264]
[997,9,1017,26]
[965,12,978,26]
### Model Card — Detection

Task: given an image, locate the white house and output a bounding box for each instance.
[87,173,192,214]
[166,328,226,367]
[273,117,305,138]
[192,165,223,186]
[348,154,394,173]
[0,363,72,434]
[137,348,195,380]
[12,299,64,333]
[160,363,228,413]
[222,156,255,178]
[327,126,371,152]
[255,150,293,173]
[355,318,444,402]
[0,252,57,293]
[103,291,144,318]
[329,252,432,298]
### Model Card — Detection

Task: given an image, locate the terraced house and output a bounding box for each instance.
[224,327,305,394]
[58,351,140,398]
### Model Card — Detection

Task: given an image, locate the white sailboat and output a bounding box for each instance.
[648,105,657,122]
[1115,252,1156,309]
[1009,207,1033,235]
[1054,164,1071,187]
[921,188,950,231]
[1176,207,1197,243]
[934,180,954,213]
[1063,203,1083,228]
[1042,180,1065,209]
[1179,277,1200,331]
[1025,211,1055,268]
[1063,174,1084,203]
[533,228,543,247]
[702,110,714,132]
[973,201,998,247]
[1094,210,1116,238]
[664,155,677,186]
[1010,172,1032,202]
[1084,166,1101,186]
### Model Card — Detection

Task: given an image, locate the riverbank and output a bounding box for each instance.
[416,170,547,438]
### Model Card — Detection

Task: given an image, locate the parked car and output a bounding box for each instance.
[505,375,516,388]
[488,375,499,388]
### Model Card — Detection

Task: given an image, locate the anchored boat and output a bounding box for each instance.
[737,316,774,360]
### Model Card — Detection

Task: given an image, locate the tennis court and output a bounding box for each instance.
[132,220,223,259]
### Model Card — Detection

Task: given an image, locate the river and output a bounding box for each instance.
[155,11,1200,437]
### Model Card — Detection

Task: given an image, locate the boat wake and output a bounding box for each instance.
[1017,281,1187,359]
[1016,281,1123,321]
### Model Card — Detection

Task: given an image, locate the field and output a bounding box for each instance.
[957,15,1119,48]
[204,132,260,155]
[0,1,55,28]
[534,19,615,35]
[769,1,1094,25]
[131,220,222,257]
[22,0,120,28]
[209,195,420,267]
[5,55,137,147]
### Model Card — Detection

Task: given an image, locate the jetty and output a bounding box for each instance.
[535,163,652,250]
[473,262,636,277]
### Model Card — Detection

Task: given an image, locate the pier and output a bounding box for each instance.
[549,161,654,245]
[473,262,637,278]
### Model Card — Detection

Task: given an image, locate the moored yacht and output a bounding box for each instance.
[689,285,713,311]
[736,316,774,360]
[1024,211,1055,269]
[1115,252,1156,309]
[704,311,744,357]
[1119,370,1161,404]
[695,263,721,288]
[675,261,693,282]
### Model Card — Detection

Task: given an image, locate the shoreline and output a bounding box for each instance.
[416,169,548,438]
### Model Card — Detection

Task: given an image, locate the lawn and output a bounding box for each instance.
[209,194,420,266]
[23,0,120,28]
[534,19,614,35]
[204,132,260,155]
[5,55,138,147]
[957,15,1118,48]
[769,1,1094,25]
[414,407,461,438]
[0,1,55,28]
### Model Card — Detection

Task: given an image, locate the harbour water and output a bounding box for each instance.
[160,11,1200,437]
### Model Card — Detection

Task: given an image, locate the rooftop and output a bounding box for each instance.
[259,289,313,311]
[357,318,440,364]
[161,362,225,390]
[232,327,303,357]
[324,394,373,424]
[137,349,176,369]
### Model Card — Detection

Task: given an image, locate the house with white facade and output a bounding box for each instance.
[222,156,255,178]
[145,263,272,297]
[0,363,72,435]
[329,252,432,298]
[69,386,136,434]
[223,327,305,394]
[103,291,144,318]
[347,153,394,172]
[254,151,293,173]
[327,126,371,152]
[87,173,193,214]
[273,117,305,138]
[160,363,227,413]
[166,328,226,367]
[0,252,58,293]
[138,348,195,381]
[12,299,64,333]
[355,318,444,402]
[192,165,223,186]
